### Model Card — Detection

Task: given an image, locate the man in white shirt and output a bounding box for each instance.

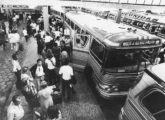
[12,53,21,80]
[7,95,24,120]
[59,59,73,101]
[22,28,28,42]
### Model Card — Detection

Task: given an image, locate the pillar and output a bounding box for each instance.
[42,6,49,31]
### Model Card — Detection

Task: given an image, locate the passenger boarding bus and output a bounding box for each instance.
[51,7,162,98]
[119,63,165,120]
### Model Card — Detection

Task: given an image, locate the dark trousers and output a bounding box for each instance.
[15,70,21,89]
[25,35,28,42]
[14,70,21,81]
[62,79,71,100]
[47,69,56,85]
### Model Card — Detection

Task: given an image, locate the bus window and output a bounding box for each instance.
[141,90,165,120]
[160,26,165,35]
[77,27,81,34]
[90,39,104,64]
[104,48,159,72]
[75,34,89,48]
[70,21,74,29]
[81,30,85,34]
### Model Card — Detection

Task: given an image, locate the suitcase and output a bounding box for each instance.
[51,89,62,105]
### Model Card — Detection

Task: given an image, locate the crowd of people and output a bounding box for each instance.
[6,12,76,120]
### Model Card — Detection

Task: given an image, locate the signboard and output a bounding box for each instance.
[0,4,29,9]
[121,39,161,47]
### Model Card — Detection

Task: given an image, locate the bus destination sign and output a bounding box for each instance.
[122,39,161,47]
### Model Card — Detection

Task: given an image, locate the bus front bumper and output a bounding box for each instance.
[96,85,128,99]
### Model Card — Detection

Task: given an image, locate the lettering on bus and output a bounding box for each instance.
[121,39,161,47]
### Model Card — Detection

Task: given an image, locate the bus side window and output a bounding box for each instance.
[90,38,104,64]
[140,90,165,120]
[71,21,74,29]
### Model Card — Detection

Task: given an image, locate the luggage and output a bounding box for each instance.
[51,88,62,105]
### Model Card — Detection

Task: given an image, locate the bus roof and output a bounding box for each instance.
[131,63,165,97]
[152,63,165,82]
[66,12,161,47]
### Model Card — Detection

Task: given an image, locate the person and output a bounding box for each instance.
[45,49,56,85]
[38,81,55,117]
[60,40,67,52]
[0,26,6,51]
[21,66,33,85]
[11,53,21,82]
[21,75,38,108]
[35,31,42,55]
[8,30,20,51]
[44,32,53,50]
[22,28,28,42]
[7,95,24,120]
[30,59,47,91]
[52,43,61,67]
[61,51,69,66]
[59,59,73,101]
[47,106,62,120]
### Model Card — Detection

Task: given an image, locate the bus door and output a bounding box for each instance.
[71,31,91,71]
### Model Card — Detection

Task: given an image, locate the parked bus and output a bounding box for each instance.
[119,63,165,120]
[51,7,162,98]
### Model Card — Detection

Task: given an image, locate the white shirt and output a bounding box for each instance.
[45,57,56,70]
[45,35,53,43]
[7,102,24,120]
[35,66,45,77]
[54,31,61,37]
[12,60,21,72]
[21,73,33,82]
[55,41,60,47]
[59,65,73,80]
[40,31,45,38]
[64,28,70,36]
[23,29,27,36]
[8,33,20,43]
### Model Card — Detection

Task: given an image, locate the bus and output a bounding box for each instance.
[51,7,162,98]
[122,11,165,39]
[119,63,165,120]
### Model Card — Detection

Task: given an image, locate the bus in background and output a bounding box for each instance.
[119,63,165,120]
[51,7,162,99]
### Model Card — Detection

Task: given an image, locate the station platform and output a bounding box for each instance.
[0,21,106,120]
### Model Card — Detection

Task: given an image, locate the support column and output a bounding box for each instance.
[42,6,49,31]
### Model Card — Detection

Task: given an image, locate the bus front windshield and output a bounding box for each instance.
[104,48,159,73]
